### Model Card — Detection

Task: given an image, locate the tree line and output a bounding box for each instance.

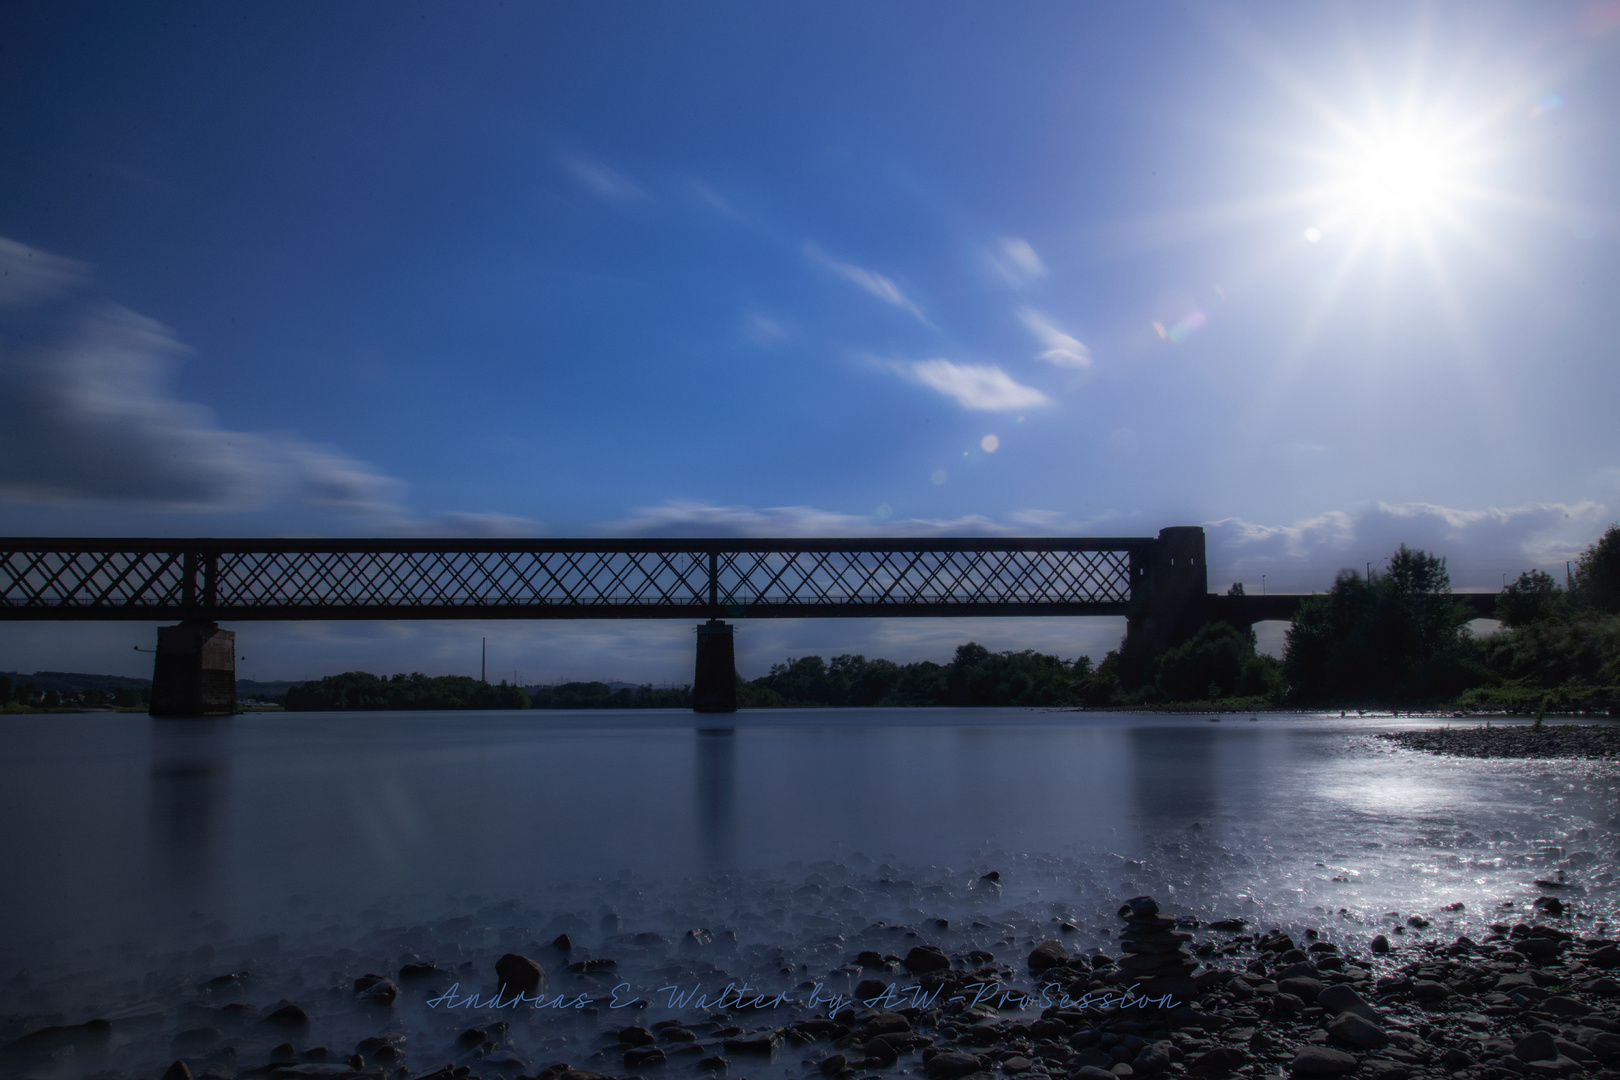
[0,677,148,711]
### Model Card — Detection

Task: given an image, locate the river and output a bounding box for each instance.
[0,709,1614,1075]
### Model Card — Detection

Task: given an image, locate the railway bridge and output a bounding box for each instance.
[0,527,1498,715]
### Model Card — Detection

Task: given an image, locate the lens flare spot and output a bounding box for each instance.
[875,503,893,520]
[930,469,947,485]
[1304,226,1323,242]
[981,434,1000,453]
[1164,309,1207,343]
[1530,93,1563,118]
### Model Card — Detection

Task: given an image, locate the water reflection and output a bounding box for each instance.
[694,727,736,868]
[1129,724,1219,830]
[149,719,231,894]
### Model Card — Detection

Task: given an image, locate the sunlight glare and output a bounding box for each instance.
[1320,118,1473,241]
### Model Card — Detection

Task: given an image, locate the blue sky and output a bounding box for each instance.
[2,2,1618,683]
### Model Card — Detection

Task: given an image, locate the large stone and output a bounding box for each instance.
[1317,984,1379,1021]
[1072,1069,1118,1080]
[1514,1032,1558,1062]
[1120,896,1161,917]
[1118,951,1197,974]
[1188,1047,1249,1076]
[863,1037,899,1067]
[1029,941,1069,971]
[1279,976,1324,1002]
[1132,975,1199,1003]
[904,945,952,973]
[1290,1047,1359,1076]
[495,953,544,994]
[1329,1013,1389,1051]
[1410,980,1451,1001]
[1540,996,1592,1018]
[6,1019,113,1056]
[925,1051,985,1079]
[624,1046,666,1068]
[722,1033,782,1055]
[261,1004,308,1027]
[1132,1041,1174,1077]
[1516,936,1561,961]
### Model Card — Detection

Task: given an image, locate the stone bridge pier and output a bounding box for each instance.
[149,621,237,717]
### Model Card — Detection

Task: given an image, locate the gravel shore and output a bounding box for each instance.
[6,893,1618,1080]
[1378,725,1620,760]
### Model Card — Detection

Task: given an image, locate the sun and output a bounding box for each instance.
[1314,117,1476,242]
[1343,130,1456,226]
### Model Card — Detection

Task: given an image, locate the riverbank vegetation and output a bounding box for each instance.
[1279,526,1620,711]
[284,671,532,710]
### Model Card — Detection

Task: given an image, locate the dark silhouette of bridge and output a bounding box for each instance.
[1,528,1499,715]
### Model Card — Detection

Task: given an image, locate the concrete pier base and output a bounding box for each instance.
[693,619,738,713]
[150,621,236,717]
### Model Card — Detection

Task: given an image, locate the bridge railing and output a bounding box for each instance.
[0,537,1155,620]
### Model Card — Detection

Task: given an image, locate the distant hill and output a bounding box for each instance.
[3,670,152,693]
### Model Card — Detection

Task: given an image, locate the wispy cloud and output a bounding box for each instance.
[803,243,929,324]
[987,236,1046,287]
[0,299,403,513]
[742,314,790,345]
[558,153,648,202]
[1017,307,1092,369]
[0,236,88,309]
[610,501,1133,539]
[1206,501,1610,592]
[397,512,545,538]
[609,499,1015,538]
[0,234,543,535]
[906,358,1049,411]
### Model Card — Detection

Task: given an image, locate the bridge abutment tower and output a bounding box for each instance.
[149,621,236,717]
[693,619,738,713]
[1122,526,1211,684]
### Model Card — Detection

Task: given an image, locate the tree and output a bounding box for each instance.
[1496,570,1566,628]
[1152,621,1282,702]
[0,675,11,705]
[1571,523,1620,615]
[1284,545,1473,702]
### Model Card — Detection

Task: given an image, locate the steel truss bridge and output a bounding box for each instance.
[0,531,1500,714]
[0,537,1162,621]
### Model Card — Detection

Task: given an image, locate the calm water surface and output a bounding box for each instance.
[3,708,1615,967]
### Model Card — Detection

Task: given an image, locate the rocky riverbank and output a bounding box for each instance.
[5,893,1617,1080]
[1378,725,1620,760]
